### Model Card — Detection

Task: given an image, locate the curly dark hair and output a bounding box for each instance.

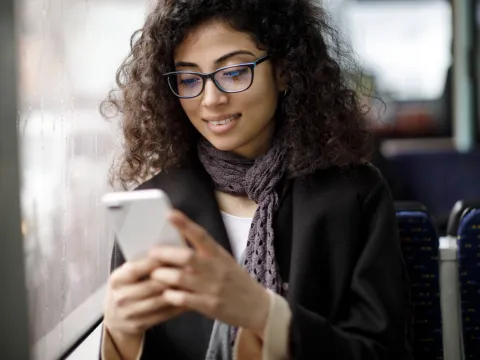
[101,0,372,189]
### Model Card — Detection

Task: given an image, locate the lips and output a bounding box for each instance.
[203,114,241,134]
[203,114,241,125]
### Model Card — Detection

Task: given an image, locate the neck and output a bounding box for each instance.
[215,191,257,218]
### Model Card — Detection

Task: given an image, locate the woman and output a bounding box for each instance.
[101,0,412,359]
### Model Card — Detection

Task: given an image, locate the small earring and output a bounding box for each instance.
[283,89,288,97]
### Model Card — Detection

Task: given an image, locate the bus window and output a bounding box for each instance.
[17,0,151,358]
[340,0,453,138]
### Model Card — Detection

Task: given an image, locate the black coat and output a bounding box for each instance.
[110,161,412,360]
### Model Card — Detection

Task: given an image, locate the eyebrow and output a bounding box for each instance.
[174,50,256,68]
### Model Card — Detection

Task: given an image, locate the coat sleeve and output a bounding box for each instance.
[288,180,413,360]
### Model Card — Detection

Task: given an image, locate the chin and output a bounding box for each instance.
[204,136,245,153]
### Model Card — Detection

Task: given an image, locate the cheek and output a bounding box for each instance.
[179,100,200,121]
[244,82,279,121]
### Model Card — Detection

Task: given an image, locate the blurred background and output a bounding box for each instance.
[13,0,151,358]
[1,0,479,359]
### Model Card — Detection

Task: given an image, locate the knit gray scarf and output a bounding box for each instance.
[197,138,287,359]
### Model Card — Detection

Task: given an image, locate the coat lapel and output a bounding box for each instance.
[139,162,233,357]
[142,162,233,255]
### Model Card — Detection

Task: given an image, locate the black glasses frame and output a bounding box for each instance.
[164,54,270,99]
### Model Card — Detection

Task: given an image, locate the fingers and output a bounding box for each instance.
[168,210,217,255]
[110,258,159,288]
[149,246,197,267]
[119,305,187,334]
[151,267,201,293]
[163,289,219,319]
[105,256,190,336]
[122,294,171,319]
[114,279,168,307]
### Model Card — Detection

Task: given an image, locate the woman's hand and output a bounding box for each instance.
[148,210,270,339]
[103,257,187,339]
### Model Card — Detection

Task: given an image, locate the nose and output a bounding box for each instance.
[201,79,228,108]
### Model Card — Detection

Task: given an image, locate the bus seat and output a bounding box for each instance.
[448,200,480,360]
[385,150,480,234]
[395,202,443,360]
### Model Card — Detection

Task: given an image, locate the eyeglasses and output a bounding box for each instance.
[164,55,270,99]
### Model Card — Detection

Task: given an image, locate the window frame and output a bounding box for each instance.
[0,0,31,358]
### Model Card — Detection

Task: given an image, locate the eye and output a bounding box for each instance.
[222,67,249,79]
[177,73,202,88]
[180,78,200,87]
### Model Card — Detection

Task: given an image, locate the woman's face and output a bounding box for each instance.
[173,20,285,159]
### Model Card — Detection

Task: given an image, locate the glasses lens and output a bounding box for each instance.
[214,66,252,92]
[168,73,203,98]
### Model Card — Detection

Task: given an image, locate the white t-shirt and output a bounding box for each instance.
[220,211,253,262]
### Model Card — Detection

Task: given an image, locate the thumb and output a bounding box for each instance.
[168,210,217,256]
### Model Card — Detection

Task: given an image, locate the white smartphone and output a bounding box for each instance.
[101,189,186,261]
